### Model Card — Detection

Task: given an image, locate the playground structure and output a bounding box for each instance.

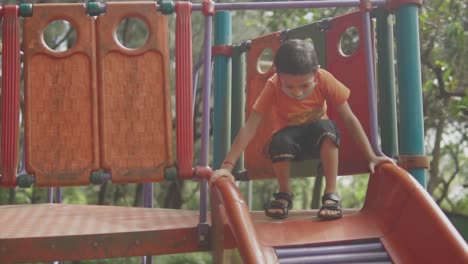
[0,0,467,263]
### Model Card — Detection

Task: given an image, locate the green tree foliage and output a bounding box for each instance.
[419,0,467,213]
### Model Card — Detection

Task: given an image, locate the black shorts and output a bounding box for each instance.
[266,119,341,163]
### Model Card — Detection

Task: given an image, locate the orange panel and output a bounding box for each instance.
[23,4,99,186]
[96,2,173,183]
[244,32,282,180]
[326,11,371,175]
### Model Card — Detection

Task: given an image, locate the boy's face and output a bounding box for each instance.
[278,72,316,100]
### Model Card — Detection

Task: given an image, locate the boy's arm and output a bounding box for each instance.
[336,101,394,173]
[220,110,263,172]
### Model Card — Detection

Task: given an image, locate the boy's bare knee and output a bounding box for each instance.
[321,137,338,148]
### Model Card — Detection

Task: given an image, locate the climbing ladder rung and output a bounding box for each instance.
[276,241,385,258]
[276,240,392,264]
[279,252,391,264]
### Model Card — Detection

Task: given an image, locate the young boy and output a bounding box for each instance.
[211,39,393,220]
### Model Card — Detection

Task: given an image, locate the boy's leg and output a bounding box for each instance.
[265,126,298,217]
[318,138,341,218]
[266,161,292,215]
[273,161,292,194]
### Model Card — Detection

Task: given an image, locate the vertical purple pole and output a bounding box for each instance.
[362,7,384,156]
[200,16,213,167]
[55,187,62,203]
[47,188,53,203]
[199,14,213,225]
[142,183,153,264]
[193,52,205,115]
[144,183,153,208]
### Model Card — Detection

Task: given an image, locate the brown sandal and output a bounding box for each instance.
[317,193,343,220]
[264,192,294,219]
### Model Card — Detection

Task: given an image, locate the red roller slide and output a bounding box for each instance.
[210,163,468,263]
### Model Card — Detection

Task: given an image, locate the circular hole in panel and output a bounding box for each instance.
[43,20,77,52]
[116,17,149,49]
[257,48,274,74]
[339,27,360,57]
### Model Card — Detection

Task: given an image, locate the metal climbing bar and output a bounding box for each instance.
[0,5,21,187]
[361,2,384,156]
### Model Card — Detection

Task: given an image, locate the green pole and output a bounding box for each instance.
[232,45,253,209]
[231,45,246,172]
[376,8,398,158]
[213,11,232,169]
[394,4,426,187]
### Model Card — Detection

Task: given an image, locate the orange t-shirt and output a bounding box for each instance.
[253,69,350,130]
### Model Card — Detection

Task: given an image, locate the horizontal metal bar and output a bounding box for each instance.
[189,0,387,12]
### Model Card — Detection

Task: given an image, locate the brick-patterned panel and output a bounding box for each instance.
[96,2,173,183]
[23,4,99,186]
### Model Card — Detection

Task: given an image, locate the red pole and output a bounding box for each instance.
[175,2,194,179]
[1,5,20,187]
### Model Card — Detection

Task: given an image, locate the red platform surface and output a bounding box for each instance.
[0,205,202,262]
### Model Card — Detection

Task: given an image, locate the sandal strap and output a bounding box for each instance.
[320,202,341,211]
[265,199,290,219]
[273,192,294,209]
[269,200,287,210]
[322,193,340,204]
[273,192,294,203]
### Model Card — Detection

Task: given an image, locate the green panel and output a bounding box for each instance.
[447,214,468,242]
[287,21,328,68]
[375,8,399,158]
[231,46,246,172]
[290,160,321,178]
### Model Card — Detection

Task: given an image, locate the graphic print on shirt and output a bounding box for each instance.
[286,106,325,126]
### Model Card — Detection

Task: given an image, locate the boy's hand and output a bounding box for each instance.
[209,168,235,187]
[369,155,396,174]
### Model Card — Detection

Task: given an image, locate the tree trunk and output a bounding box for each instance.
[113,185,128,205]
[8,188,16,204]
[427,118,445,194]
[311,176,323,209]
[134,183,144,207]
[98,181,109,205]
[163,179,184,209]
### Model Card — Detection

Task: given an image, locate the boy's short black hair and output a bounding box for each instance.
[274,39,319,75]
